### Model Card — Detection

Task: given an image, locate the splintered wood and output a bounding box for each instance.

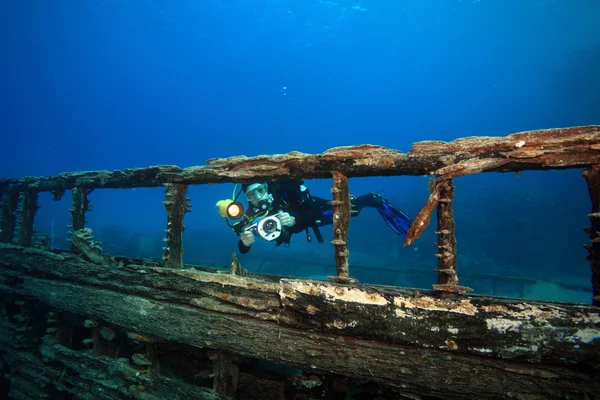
[404,180,441,246]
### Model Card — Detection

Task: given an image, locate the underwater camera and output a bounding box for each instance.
[215,185,284,242]
[244,212,283,241]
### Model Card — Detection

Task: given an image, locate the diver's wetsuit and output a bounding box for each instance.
[237,181,386,254]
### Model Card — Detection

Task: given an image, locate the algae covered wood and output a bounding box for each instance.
[1,126,599,192]
[0,244,598,399]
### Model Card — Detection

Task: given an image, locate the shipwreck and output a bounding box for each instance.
[0,126,599,399]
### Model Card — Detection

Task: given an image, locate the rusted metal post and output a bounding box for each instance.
[17,192,39,247]
[583,166,600,306]
[431,180,472,294]
[70,187,93,232]
[328,171,356,283]
[162,183,190,268]
[0,189,19,243]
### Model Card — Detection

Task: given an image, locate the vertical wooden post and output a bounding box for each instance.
[17,192,39,247]
[582,166,600,306]
[212,351,240,398]
[328,171,356,283]
[70,187,93,252]
[432,180,471,294]
[0,190,19,243]
[436,180,458,285]
[70,187,93,232]
[162,184,190,268]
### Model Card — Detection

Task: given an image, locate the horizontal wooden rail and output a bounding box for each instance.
[1,126,598,193]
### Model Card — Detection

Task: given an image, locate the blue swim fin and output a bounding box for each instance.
[376,199,413,238]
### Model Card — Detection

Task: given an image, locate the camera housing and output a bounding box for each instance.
[246,213,283,241]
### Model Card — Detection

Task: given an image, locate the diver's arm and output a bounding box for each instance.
[238,230,255,254]
[238,240,251,254]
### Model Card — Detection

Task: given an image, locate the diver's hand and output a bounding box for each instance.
[277,212,295,227]
[241,230,255,247]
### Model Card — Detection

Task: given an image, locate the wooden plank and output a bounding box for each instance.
[0,244,598,400]
[0,126,598,192]
[2,274,598,399]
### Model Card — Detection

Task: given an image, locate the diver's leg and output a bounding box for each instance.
[351,193,384,215]
[351,193,413,237]
[308,197,333,227]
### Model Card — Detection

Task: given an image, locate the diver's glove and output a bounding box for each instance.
[277,212,295,227]
[241,230,255,247]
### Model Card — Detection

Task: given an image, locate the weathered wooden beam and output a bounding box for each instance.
[328,171,354,283]
[0,244,598,398]
[583,166,600,306]
[1,243,598,366]
[1,271,597,399]
[162,184,189,268]
[1,126,598,192]
[0,189,19,243]
[16,191,39,248]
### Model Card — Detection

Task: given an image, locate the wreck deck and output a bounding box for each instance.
[1,126,599,399]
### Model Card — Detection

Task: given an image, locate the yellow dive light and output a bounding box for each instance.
[215,184,245,220]
[215,199,245,219]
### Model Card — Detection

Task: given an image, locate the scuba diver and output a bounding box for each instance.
[215,180,413,254]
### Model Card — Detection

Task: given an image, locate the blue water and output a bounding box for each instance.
[1,1,599,302]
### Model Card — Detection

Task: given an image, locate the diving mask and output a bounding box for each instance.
[244,183,272,210]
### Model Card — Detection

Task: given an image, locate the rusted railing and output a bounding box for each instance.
[1,125,599,304]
